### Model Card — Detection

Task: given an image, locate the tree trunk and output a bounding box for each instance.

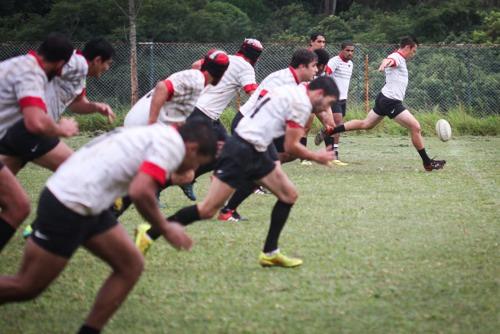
[323,0,337,15]
[129,0,139,105]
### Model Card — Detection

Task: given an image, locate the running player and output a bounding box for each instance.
[135,76,339,268]
[21,38,116,239]
[219,48,318,221]
[0,120,217,333]
[0,162,30,252]
[0,33,78,175]
[316,36,446,171]
[300,32,328,165]
[315,41,354,166]
[112,50,229,213]
[123,49,230,127]
[45,38,116,123]
[180,38,263,201]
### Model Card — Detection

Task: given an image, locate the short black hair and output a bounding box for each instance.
[309,76,339,98]
[341,41,354,50]
[82,38,115,62]
[400,35,419,48]
[314,49,330,66]
[310,32,325,42]
[290,49,317,69]
[178,119,217,158]
[38,32,74,63]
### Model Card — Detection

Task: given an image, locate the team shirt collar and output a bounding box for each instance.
[28,50,44,69]
[288,66,300,84]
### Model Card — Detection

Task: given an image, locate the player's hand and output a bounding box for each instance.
[94,102,116,124]
[163,221,193,251]
[57,117,79,137]
[313,148,335,166]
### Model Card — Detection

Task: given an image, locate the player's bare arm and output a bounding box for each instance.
[284,126,334,165]
[69,94,115,123]
[23,106,79,137]
[148,81,171,124]
[378,58,395,72]
[129,172,192,250]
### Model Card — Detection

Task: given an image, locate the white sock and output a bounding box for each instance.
[265,248,280,257]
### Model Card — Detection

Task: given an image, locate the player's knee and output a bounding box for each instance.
[197,202,218,219]
[412,122,422,134]
[3,198,30,227]
[117,252,144,283]
[280,188,298,204]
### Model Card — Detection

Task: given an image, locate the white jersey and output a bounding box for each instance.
[45,50,88,120]
[327,55,353,100]
[381,52,408,101]
[0,51,48,139]
[236,85,312,152]
[47,124,185,215]
[240,67,300,116]
[124,69,205,126]
[196,55,257,120]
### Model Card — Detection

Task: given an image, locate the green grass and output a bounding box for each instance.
[1,134,499,333]
[75,104,500,136]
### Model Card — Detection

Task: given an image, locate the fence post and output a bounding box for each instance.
[149,42,155,90]
[364,54,369,113]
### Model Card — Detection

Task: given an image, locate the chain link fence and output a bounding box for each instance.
[1,42,498,115]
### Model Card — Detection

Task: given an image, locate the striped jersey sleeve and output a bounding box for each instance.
[45,51,89,120]
[0,52,48,139]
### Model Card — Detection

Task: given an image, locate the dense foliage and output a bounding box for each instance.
[0,0,498,43]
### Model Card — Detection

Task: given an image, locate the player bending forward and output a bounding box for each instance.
[315,36,445,171]
[0,120,217,333]
[135,76,339,268]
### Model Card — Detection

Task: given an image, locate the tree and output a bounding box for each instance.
[112,0,143,105]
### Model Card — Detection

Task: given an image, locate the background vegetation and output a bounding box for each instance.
[0,0,498,44]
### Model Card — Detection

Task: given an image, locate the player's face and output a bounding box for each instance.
[310,36,326,50]
[316,63,326,76]
[90,57,113,78]
[408,45,417,59]
[298,61,318,82]
[341,46,355,60]
[178,143,214,172]
[311,92,337,112]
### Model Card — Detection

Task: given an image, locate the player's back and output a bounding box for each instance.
[240,67,299,116]
[196,55,256,120]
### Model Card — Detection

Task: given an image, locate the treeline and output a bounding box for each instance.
[0,0,498,43]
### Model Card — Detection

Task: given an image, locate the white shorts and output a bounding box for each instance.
[123,97,150,127]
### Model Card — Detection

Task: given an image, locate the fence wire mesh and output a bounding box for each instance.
[1,42,498,115]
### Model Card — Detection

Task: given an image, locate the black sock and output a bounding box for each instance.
[0,217,16,252]
[333,144,339,159]
[324,134,333,147]
[418,148,431,165]
[299,137,307,147]
[332,124,346,134]
[147,205,201,240]
[78,324,100,334]
[225,187,254,211]
[263,201,294,253]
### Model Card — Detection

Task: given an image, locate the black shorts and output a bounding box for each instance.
[230,111,244,134]
[214,134,276,190]
[372,93,406,119]
[31,188,118,258]
[273,136,285,154]
[332,99,347,116]
[187,108,228,141]
[0,119,60,163]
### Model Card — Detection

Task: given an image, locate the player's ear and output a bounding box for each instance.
[185,141,200,156]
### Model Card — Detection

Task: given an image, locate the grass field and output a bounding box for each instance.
[1,134,499,333]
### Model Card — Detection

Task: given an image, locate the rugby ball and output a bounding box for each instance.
[435,119,452,142]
